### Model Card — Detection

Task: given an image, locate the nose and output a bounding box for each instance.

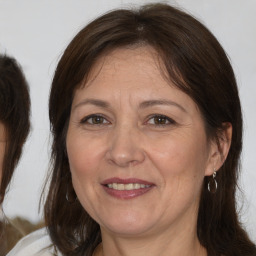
[105,125,145,167]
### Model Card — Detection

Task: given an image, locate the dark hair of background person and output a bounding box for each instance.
[44,3,256,256]
[0,55,31,203]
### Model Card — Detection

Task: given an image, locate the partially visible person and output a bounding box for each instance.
[0,54,31,255]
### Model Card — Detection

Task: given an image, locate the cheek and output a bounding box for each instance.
[148,130,209,183]
[150,133,208,209]
[66,133,102,211]
[66,131,107,183]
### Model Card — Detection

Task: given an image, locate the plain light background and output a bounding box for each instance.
[0,0,255,242]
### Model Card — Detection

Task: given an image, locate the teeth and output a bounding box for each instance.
[134,183,140,189]
[107,183,151,190]
[124,183,133,190]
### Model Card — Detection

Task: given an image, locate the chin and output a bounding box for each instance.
[99,213,157,237]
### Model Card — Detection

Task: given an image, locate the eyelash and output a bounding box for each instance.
[79,114,176,127]
[80,114,110,125]
[146,114,176,127]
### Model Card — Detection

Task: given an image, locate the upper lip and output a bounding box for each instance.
[101,177,154,186]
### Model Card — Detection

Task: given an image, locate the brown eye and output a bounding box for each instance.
[81,115,109,125]
[91,116,104,124]
[147,115,175,126]
[154,116,168,125]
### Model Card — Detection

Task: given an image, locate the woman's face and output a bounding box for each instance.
[66,46,217,238]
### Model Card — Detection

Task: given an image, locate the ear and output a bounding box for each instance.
[205,122,232,176]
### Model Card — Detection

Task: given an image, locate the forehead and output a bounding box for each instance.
[85,46,164,87]
[72,46,200,116]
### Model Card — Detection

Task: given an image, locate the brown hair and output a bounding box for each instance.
[45,3,256,256]
[0,55,30,203]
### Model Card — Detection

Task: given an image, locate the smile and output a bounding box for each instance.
[101,177,156,199]
[106,183,151,190]
[102,178,155,199]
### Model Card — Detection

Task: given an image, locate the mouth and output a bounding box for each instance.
[106,183,151,190]
[101,178,155,199]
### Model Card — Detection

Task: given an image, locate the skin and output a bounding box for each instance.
[66,46,231,256]
[0,122,6,183]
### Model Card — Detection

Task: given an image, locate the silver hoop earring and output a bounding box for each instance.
[208,171,217,193]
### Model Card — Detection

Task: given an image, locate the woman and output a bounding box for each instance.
[0,54,30,254]
[8,3,256,256]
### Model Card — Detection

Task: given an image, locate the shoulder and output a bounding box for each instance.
[6,227,61,256]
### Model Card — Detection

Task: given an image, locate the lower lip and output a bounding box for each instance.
[102,185,154,199]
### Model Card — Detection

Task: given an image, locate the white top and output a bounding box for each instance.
[6,228,61,256]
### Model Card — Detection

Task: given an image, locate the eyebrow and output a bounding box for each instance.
[73,98,187,113]
[139,99,187,113]
[73,99,110,110]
